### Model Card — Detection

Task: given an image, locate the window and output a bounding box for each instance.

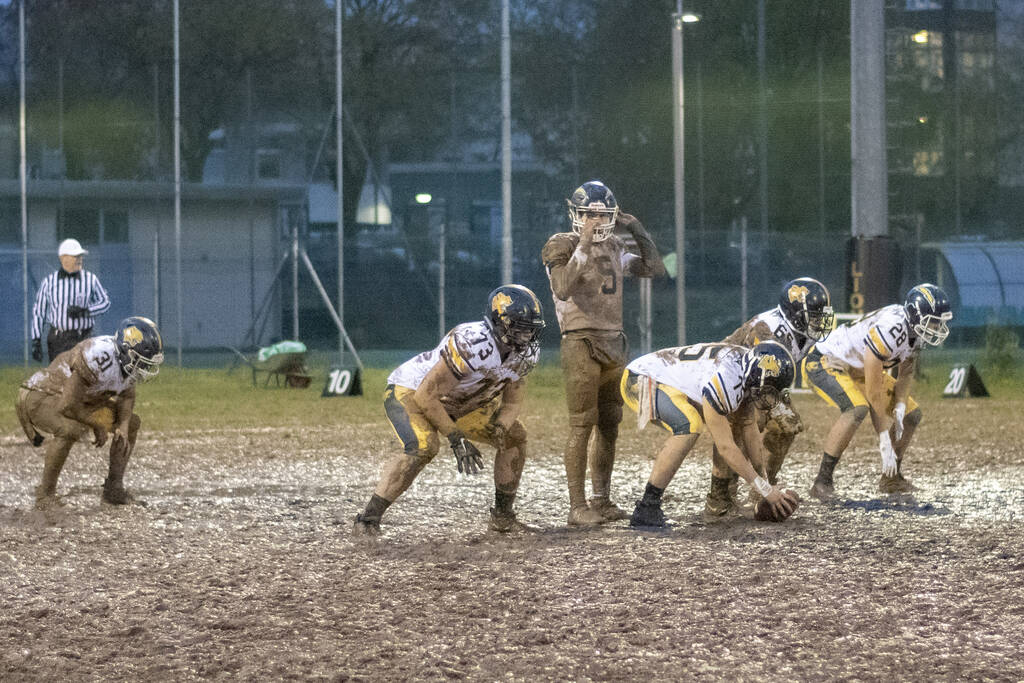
[103,210,129,243]
[57,208,128,244]
[61,208,100,244]
[256,149,281,180]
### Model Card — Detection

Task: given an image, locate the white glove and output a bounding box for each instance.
[892,402,906,441]
[878,431,898,477]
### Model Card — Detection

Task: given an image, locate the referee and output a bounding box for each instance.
[31,238,111,363]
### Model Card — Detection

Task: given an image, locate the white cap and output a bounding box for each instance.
[58,238,88,257]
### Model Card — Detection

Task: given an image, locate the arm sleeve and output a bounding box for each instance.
[87,274,112,316]
[542,235,589,301]
[31,276,49,339]
[621,222,665,278]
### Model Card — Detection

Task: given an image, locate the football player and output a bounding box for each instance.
[15,316,164,508]
[623,341,800,527]
[541,180,665,527]
[704,277,834,520]
[353,285,545,536]
[804,283,953,499]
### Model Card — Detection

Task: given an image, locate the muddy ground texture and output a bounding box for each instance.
[2,392,1023,681]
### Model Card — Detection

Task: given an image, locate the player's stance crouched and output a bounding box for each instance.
[805,283,952,500]
[623,341,800,527]
[353,285,544,536]
[15,316,164,508]
[705,277,834,519]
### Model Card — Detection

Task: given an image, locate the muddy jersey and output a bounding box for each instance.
[22,336,133,403]
[542,232,636,333]
[813,304,919,371]
[387,321,537,418]
[627,343,748,416]
[723,307,815,363]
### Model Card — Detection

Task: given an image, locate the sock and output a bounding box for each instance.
[816,453,840,483]
[494,489,515,514]
[641,482,664,505]
[361,494,391,522]
[709,475,732,499]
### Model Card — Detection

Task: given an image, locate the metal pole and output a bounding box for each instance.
[439,208,446,339]
[757,0,769,234]
[173,0,183,365]
[817,38,826,239]
[335,0,345,358]
[671,7,687,345]
[153,233,160,324]
[740,217,749,323]
[500,0,512,283]
[850,0,888,238]
[19,0,28,365]
[292,217,299,339]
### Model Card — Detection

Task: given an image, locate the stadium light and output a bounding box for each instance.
[672,4,700,345]
[415,193,433,204]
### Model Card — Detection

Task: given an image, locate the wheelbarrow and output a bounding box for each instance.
[226,341,313,388]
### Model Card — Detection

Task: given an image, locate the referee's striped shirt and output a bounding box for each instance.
[31,269,111,338]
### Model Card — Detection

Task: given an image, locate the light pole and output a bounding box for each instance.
[415,193,446,339]
[671,6,700,346]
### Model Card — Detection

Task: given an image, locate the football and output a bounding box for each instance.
[754,489,801,522]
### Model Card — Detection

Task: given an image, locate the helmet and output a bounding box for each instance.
[115,316,164,381]
[904,283,952,346]
[484,284,545,355]
[741,341,795,410]
[566,180,619,242]
[778,277,834,341]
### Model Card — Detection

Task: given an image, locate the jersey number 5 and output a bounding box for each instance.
[596,256,617,295]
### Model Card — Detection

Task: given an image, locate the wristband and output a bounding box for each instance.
[753,476,773,498]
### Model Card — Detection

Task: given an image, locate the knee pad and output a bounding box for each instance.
[844,404,870,422]
[129,413,142,435]
[506,422,528,448]
[568,407,598,429]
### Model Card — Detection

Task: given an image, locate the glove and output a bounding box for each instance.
[67,305,88,318]
[879,431,898,477]
[892,402,906,441]
[448,430,484,475]
[31,338,43,362]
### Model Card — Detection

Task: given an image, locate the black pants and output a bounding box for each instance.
[47,327,92,362]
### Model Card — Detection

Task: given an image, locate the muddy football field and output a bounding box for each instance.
[1,369,1022,681]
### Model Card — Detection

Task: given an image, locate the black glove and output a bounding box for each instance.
[31,338,43,362]
[448,430,484,475]
[67,305,88,318]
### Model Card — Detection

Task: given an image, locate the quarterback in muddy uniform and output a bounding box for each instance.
[542,180,665,527]
[623,341,800,527]
[805,283,953,500]
[704,277,834,520]
[353,285,545,535]
[15,316,164,508]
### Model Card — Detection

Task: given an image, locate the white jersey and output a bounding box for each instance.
[387,321,538,417]
[23,335,134,399]
[814,304,920,370]
[627,343,748,416]
[725,307,815,363]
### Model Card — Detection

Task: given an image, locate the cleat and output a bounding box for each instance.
[102,481,146,506]
[809,477,835,502]
[629,500,666,528]
[34,495,67,511]
[567,505,605,527]
[352,513,380,537]
[879,473,916,494]
[702,492,740,523]
[489,508,537,533]
[589,497,630,522]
